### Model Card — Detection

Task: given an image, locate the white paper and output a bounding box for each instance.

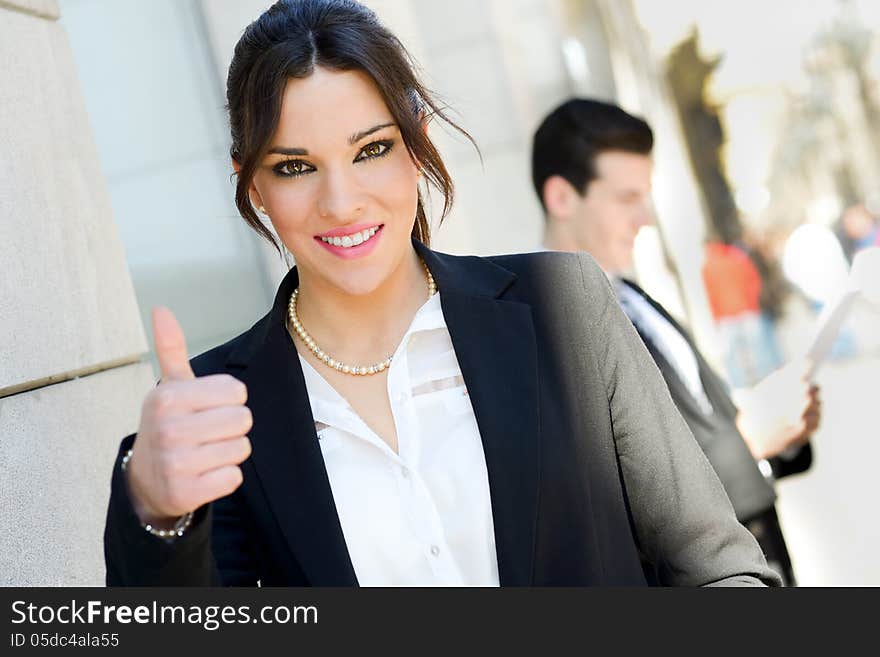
[805,288,860,380]
[802,247,879,380]
[850,247,880,305]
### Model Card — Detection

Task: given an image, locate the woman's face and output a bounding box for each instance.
[249,67,421,296]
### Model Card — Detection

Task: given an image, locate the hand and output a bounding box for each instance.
[735,358,822,461]
[125,307,252,527]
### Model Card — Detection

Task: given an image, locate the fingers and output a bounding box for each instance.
[158,436,252,480]
[153,307,196,382]
[803,389,821,434]
[147,374,248,417]
[801,386,822,427]
[133,436,251,516]
[132,307,253,520]
[803,413,820,435]
[787,377,819,417]
[194,436,253,473]
[788,403,821,443]
[192,465,245,507]
[159,406,253,446]
[805,387,821,411]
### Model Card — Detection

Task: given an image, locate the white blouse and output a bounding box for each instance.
[298,292,500,586]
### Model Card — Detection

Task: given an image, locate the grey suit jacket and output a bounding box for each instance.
[105,245,780,586]
[617,279,810,522]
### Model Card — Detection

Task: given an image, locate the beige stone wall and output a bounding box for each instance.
[411,0,574,257]
[1,365,155,585]
[0,0,58,19]
[0,2,152,585]
[595,0,721,366]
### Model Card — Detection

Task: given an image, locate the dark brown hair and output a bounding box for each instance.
[227,0,473,251]
[531,98,653,213]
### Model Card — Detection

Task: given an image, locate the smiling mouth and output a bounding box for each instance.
[316,225,383,248]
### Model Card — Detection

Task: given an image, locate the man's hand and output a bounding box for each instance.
[125,307,252,528]
[735,358,822,461]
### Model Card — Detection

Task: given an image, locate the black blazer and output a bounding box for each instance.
[617,279,811,522]
[104,244,780,586]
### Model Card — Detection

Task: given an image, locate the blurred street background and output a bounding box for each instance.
[2,0,878,584]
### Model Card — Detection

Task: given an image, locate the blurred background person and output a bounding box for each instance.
[531,98,821,585]
[836,203,880,264]
[702,237,785,388]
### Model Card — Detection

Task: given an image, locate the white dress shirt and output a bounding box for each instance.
[298,292,500,587]
[614,279,714,415]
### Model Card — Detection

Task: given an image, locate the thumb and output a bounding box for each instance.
[152,306,195,381]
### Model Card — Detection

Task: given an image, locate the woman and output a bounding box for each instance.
[104,0,779,586]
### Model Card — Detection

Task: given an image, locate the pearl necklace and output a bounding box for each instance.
[288,260,437,376]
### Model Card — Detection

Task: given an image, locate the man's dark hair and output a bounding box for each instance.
[531,98,654,212]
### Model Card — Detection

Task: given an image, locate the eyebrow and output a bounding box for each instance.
[267,146,309,156]
[348,122,395,145]
[266,122,396,157]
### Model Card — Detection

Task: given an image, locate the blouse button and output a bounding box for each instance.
[430,545,440,557]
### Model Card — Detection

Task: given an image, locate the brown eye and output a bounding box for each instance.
[284,161,307,175]
[355,140,393,162]
[274,160,313,177]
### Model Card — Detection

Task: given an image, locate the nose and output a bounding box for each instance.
[316,166,366,222]
[633,201,653,230]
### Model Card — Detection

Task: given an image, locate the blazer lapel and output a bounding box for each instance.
[619,279,715,428]
[227,243,540,587]
[229,267,359,586]
[417,243,540,586]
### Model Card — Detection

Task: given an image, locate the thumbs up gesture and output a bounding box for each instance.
[125,307,253,528]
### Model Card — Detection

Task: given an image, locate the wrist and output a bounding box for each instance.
[121,449,194,539]
[736,414,765,460]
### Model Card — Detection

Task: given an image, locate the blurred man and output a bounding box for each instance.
[838,203,880,263]
[530,98,821,585]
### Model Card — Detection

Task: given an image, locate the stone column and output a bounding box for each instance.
[0,0,155,585]
[595,0,723,368]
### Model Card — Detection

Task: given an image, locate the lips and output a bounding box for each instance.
[315,224,385,259]
[317,225,381,248]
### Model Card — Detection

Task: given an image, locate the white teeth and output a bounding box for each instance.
[320,226,381,248]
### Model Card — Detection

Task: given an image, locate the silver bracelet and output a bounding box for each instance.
[120,449,194,539]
